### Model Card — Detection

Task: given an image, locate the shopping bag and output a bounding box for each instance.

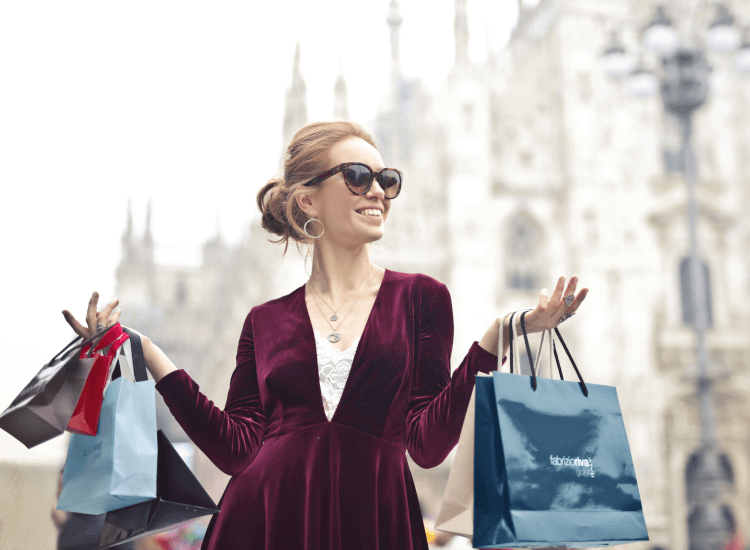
[0,324,120,449]
[435,310,561,543]
[473,310,649,548]
[57,329,158,515]
[434,369,494,539]
[66,323,131,436]
[98,428,221,549]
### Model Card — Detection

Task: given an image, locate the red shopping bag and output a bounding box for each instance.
[65,323,130,436]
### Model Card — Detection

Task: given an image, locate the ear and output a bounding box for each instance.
[295,190,317,218]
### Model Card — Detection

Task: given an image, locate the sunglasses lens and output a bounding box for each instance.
[345,165,372,190]
[379,170,401,198]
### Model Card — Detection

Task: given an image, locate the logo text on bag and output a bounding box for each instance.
[550,455,594,477]
[83,441,102,460]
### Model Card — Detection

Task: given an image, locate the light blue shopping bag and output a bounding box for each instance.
[473,310,649,548]
[57,329,158,515]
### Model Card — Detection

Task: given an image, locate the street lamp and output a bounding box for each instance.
[626,57,659,98]
[643,5,679,56]
[707,3,741,54]
[601,31,635,79]
[600,5,748,550]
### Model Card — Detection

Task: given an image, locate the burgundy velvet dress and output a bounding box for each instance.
[154,268,506,550]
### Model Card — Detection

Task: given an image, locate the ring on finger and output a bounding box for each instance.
[96,323,107,331]
[558,312,576,324]
[564,294,575,307]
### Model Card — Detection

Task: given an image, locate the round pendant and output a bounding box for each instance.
[330,314,338,321]
[327,332,341,343]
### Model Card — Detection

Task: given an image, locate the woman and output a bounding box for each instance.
[62,120,588,549]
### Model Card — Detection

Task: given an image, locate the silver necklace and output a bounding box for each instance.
[309,265,375,343]
[309,263,373,322]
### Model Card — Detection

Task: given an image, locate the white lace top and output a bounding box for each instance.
[313,329,362,421]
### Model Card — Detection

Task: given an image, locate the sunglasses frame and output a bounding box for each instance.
[303,162,403,199]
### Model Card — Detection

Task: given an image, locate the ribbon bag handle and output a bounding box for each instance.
[49,324,121,366]
[507,309,535,377]
[517,311,589,397]
[80,323,128,359]
[112,327,149,383]
[552,326,589,397]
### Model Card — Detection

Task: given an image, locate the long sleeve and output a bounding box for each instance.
[153,308,267,477]
[405,282,506,469]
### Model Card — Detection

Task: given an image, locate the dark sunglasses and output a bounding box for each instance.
[304,162,403,199]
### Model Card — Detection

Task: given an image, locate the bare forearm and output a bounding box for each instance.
[478,314,519,361]
[143,343,178,383]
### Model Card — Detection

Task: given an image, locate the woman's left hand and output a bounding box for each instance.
[523,276,589,333]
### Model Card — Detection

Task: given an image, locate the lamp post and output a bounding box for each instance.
[600,4,749,550]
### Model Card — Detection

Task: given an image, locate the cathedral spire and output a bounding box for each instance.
[386,0,403,88]
[143,197,154,248]
[334,56,350,120]
[455,0,470,66]
[282,41,308,150]
[122,197,133,243]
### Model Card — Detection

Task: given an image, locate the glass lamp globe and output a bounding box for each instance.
[601,33,635,80]
[643,24,679,56]
[708,24,741,53]
[642,6,678,56]
[707,4,740,53]
[626,69,659,98]
[601,50,635,79]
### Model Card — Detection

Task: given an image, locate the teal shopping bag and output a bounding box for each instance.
[57,329,158,515]
[473,310,649,548]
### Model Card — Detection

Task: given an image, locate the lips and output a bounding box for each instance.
[355,210,383,221]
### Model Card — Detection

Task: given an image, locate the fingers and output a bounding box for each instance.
[99,298,120,322]
[550,276,579,317]
[86,291,100,335]
[549,276,566,312]
[533,276,590,331]
[539,287,549,310]
[68,291,121,341]
[62,310,89,339]
[110,308,123,324]
[567,287,589,313]
[559,276,579,314]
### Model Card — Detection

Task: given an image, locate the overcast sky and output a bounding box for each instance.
[0,0,519,463]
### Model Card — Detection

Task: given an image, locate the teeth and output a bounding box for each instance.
[357,209,382,217]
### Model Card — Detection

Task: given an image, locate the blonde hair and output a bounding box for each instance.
[256,120,378,258]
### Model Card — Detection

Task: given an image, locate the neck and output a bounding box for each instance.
[308,244,376,304]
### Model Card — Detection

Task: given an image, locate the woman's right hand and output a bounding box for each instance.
[61,291,153,355]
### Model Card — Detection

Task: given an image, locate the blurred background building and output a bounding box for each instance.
[99,0,750,549]
[2,0,750,548]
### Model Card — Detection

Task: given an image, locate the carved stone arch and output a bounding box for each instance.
[685,450,735,487]
[504,210,544,292]
[668,388,750,436]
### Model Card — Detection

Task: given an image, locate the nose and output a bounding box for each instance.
[366,177,386,200]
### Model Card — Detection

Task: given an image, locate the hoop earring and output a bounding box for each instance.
[304,218,324,239]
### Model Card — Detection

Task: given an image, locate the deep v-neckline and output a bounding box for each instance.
[302,268,390,424]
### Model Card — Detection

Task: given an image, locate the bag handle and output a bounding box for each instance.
[508,309,534,376]
[111,327,149,383]
[533,329,557,380]
[49,324,121,366]
[80,323,128,359]
[517,311,588,397]
[552,326,589,397]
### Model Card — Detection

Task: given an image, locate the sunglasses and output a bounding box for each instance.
[304,162,403,199]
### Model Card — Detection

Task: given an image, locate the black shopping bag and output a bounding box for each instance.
[0,325,120,449]
[98,429,220,549]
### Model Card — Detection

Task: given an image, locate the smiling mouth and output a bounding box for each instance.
[355,210,383,218]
